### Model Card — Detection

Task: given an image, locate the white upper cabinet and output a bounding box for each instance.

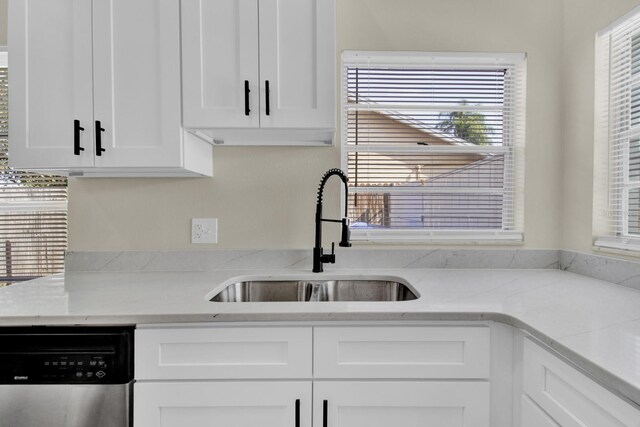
[181,0,336,145]
[181,0,260,129]
[258,0,335,129]
[9,0,213,177]
[9,0,94,169]
[91,0,183,169]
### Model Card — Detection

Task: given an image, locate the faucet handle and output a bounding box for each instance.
[320,243,336,265]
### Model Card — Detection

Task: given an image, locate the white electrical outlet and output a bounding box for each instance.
[191,218,218,244]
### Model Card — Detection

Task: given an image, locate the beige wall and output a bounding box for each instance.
[561,0,640,254]
[3,0,567,250]
[68,148,339,249]
[68,0,566,250]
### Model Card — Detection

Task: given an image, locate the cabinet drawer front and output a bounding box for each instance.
[135,327,312,379]
[314,326,490,378]
[314,381,490,427]
[522,338,640,427]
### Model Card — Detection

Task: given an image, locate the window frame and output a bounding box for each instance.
[594,7,640,252]
[340,51,527,244]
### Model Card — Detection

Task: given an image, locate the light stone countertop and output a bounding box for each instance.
[1,267,640,407]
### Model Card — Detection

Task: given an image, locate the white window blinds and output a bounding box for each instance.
[595,8,640,251]
[342,52,526,242]
[0,51,68,285]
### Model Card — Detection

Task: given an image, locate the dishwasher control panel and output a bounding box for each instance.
[0,326,133,384]
[8,353,115,384]
[43,354,109,381]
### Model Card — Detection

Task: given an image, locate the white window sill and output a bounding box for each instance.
[593,236,640,253]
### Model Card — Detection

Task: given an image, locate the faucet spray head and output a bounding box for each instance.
[339,218,352,247]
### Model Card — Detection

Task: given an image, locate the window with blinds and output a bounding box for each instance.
[0,51,68,285]
[594,7,640,251]
[342,52,527,242]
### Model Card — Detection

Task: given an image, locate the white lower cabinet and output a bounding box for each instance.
[520,395,560,427]
[133,323,640,427]
[134,381,311,427]
[134,323,492,427]
[314,381,490,427]
[520,338,640,427]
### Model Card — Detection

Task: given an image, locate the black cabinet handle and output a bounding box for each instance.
[244,80,250,116]
[323,400,328,427]
[265,80,270,116]
[295,399,300,427]
[73,120,85,155]
[95,120,106,156]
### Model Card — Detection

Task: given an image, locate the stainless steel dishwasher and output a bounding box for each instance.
[0,326,134,427]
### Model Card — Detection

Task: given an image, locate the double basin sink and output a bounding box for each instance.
[210,277,418,302]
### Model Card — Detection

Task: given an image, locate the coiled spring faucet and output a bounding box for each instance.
[313,168,351,273]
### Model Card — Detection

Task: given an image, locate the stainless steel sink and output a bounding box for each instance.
[210,280,312,302]
[318,280,417,302]
[209,278,418,302]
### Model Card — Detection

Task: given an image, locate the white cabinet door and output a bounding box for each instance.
[522,338,640,427]
[180,0,335,134]
[8,0,94,169]
[314,382,490,427]
[135,381,311,427]
[92,0,183,168]
[258,0,335,129]
[520,395,560,427]
[181,0,260,128]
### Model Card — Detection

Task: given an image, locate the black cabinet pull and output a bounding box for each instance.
[295,399,300,427]
[244,80,250,116]
[95,120,106,156]
[265,80,270,115]
[323,400,328,427]
[73,120,85,155]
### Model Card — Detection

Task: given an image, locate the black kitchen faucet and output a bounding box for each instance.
[313,168,351,273]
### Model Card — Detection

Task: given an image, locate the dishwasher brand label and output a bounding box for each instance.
[13,376,28,381]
